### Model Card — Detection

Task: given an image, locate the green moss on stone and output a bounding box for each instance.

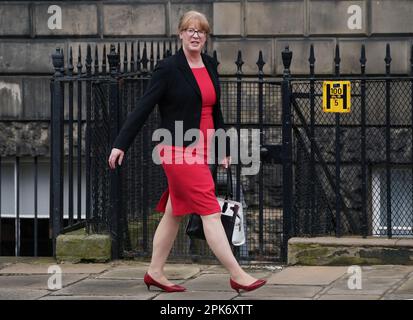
[288,239,413,266]
[56,233,111,263]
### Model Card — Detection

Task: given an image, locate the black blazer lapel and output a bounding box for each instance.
[176,47,220,102]
[177,47,201,98]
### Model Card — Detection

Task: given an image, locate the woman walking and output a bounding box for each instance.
[108,10,266,293]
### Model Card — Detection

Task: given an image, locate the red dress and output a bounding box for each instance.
[154,66,221,216]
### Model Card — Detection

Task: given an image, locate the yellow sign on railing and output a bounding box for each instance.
[322,81,351,113]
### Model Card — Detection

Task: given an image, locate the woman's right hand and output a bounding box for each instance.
[108,148,125,170]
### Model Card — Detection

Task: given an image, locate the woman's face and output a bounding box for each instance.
[179,21,207,55]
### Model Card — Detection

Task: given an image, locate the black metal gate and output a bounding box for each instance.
[283,44,413,240]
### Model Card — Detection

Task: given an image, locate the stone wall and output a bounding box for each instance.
[1,0,412,155]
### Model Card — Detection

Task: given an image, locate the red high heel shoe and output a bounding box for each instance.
[230,278,267,293]
[144,273,186,293]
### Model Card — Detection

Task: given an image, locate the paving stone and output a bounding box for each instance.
[0,263,9,270]
[0,274,88,290]
[382,294,413,300]
[40,293,156,300]
[98,266,148,279]
[98,265,200,280]
[240,285,323,299]
[234,296,311,300]
[0,263,110,275]
[154,291,237,300]
[0,261,412,301]
[267,266,347,285]
[109,260,150,267]
[204,264,280,274]
[361,266,413,278]
[318,294,381,300]
[201,266,272,279]
[202,265,228,274]
[163,265,201,280]
[183,274,234,292]
[326,276,401,295]
[49,279,171,296]
[392,277,413,295]
[0,289,50,300]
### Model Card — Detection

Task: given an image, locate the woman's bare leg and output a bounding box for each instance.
[201,213,258,285]
[147,195,183,286]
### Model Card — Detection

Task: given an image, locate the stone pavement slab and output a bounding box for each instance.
[183,273,270,292]
[0,257,56,273]
[40,293,156,300]
[98,265,200,280]
[201,265,229,274]
[361,265,413,278]
[325,276,401,296]
[0,263,110,274]
[234,296,311,300]
[318,294,382,300]
[0,288,50,300]
[183,274,234,292]
[0,259,412,300]
[240,285,323,299]
[267,266,347,285]
[154,291,238,300]
[382,294,413,300]
[49,278,167,297]
[203,265,277,276]
[97,266,149,280]
[391,276,413,294]
[0,274,87,290]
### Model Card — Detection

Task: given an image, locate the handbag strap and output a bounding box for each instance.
[226,165,233,200]
[212,163,233,200]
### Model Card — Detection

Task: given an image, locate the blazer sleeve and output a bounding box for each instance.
[112,59,169,153]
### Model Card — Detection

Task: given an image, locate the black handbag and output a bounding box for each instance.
[185,165,238,244]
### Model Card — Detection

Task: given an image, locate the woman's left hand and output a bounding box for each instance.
[220,156,232,169]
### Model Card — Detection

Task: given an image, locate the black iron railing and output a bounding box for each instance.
[47,39,413,264]
[281,44,413,242]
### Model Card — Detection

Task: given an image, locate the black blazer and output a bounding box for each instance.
[112,47,229,156]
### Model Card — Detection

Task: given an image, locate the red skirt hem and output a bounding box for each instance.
[155,187,221,216]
